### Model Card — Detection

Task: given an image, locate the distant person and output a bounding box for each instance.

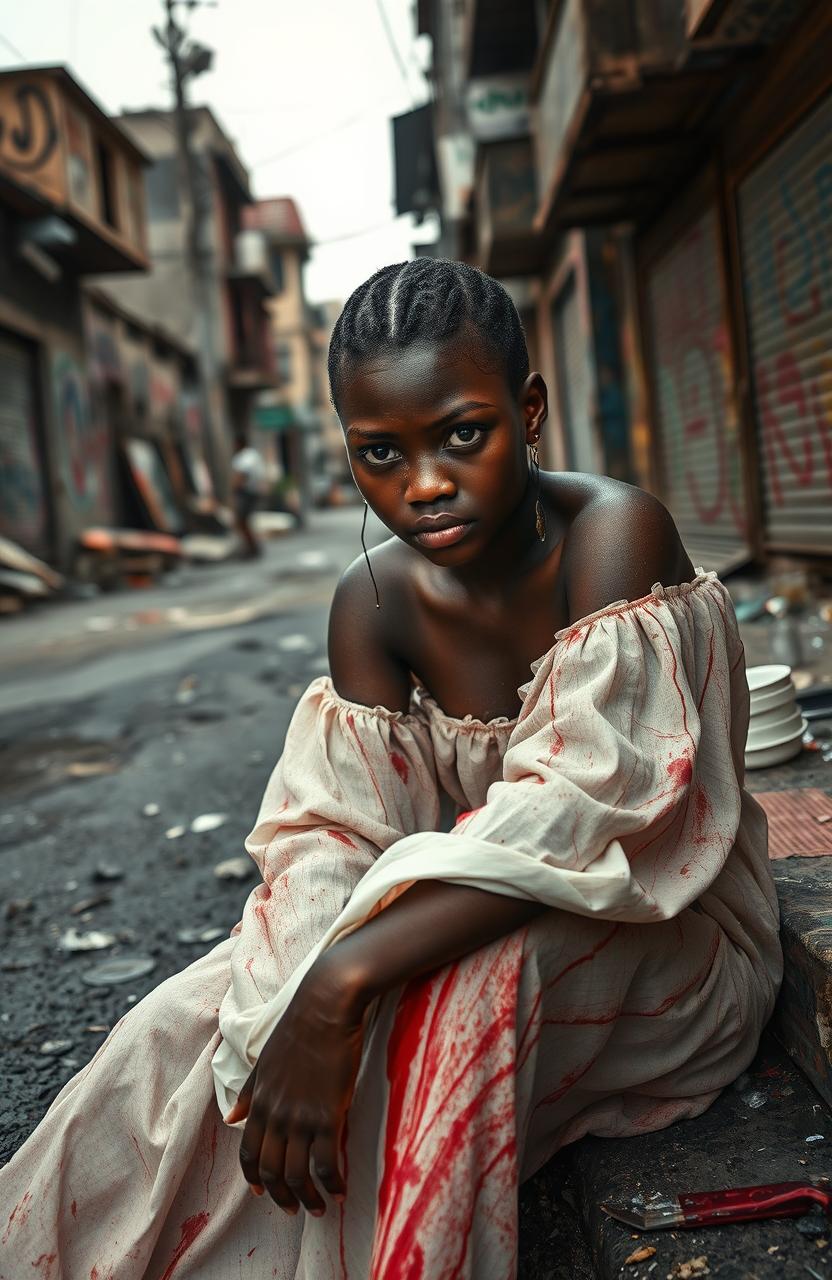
[231,431,265,558]
[0,260,780,1277]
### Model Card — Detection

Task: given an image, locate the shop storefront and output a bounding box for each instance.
[0,329,50,560]
[633,5,832,568]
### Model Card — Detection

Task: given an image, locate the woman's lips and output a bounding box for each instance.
[412,521,474,549]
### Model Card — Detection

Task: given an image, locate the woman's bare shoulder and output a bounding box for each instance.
[554,475,695,624]
[327,538,416,713]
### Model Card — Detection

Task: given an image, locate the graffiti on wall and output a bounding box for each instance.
[0,81,57,174]
[52,351,113,527]
[0,339,48,555]
[649,214,747,539]
[740,94,832,518]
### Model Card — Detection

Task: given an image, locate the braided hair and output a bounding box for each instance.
[328,259,529,411]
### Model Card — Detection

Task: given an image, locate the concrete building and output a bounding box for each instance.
[244,198,332,511]
[0,65,150,569]
[100,106,278,500]
[412,0,832,570]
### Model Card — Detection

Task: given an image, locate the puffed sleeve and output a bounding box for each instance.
[213,677,439,1115]
[350,572,750,924]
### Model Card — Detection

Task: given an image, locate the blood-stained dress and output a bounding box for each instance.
[0,572,782,1279]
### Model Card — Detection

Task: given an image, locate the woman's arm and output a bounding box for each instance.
[313,880,547,1020]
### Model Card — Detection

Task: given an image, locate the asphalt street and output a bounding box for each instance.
[0,505,596,1277]
[0,508,381,1163]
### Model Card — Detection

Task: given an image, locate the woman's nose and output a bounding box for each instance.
[404,463,457,505]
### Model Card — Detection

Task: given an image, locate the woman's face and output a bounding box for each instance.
[338,337,547,567]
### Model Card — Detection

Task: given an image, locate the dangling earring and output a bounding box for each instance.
[530,441,546,542]
[361,500,381,609]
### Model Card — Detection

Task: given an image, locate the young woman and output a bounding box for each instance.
[0,260,781,1279]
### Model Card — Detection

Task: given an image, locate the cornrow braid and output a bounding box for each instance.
[328,259,529,410]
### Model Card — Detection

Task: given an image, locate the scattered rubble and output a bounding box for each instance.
[667,1258,708,1279]
[625,1244,656,1265]
[81,956,156,986]
[142,802,160,817]
[191,812,228,834]
[165,825,186,840]
[69,893,112,915]
[176,926,226,944]
[93,863,124,882]
[213,857,252,881]
[59,928,116,952]
[38,1039,73,1056]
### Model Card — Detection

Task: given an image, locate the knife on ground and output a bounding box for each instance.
[602,1179,831,1230]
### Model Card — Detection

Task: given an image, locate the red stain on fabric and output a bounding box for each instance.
[205,1121,218,1201]
[390,752,409,784]
[327,830,358,849]
[33,1254,57,1277]
[547,673,564,761]
[667,756,692,787]
[346,711,390,822]
[70,1200,77,1219]
[445,1137,517,1280]
[247,1247,256,1257]
[158,1212,210,1280]
[372,943,523,1275]
[517,924,621,1071]
[130,1132,152,1179]
[244,956,265,1001]
[252,902,274,953]
[2,1189,31,1242]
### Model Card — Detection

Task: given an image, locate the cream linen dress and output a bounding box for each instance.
[0,572,782,1280]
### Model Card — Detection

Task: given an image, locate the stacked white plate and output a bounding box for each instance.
[745,664,807,769]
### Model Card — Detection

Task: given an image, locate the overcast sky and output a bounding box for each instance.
[0,0,435,303]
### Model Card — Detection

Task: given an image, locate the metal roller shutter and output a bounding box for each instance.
[645,209,750,572]
[553,273,598,473]
[738,91,832,555]
[0,333,49,558]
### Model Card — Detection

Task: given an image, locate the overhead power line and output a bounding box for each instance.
[0,30,26,61]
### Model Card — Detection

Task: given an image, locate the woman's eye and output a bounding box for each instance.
[360,444,400,466]
[447,425,484,448]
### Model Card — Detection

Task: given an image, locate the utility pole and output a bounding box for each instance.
[152,2,225,498]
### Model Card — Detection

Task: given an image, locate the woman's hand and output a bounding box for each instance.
[226,957,367,1216]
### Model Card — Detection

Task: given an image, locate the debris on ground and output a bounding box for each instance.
[38,1039,73,1056]
[276,633,315,653]
[806,1134,825,1142]
[667,1258,709,1279]
[191,812,228,834]
[93,863,124,882]
[5,898,33,920]
[175,675,198,705]
[142,802,160,817]
[69,893,112,915]
[214,857,252,881]
[81,956,156,986]
[624,1244,656,1265]
[742,1090,768,1109]
[59,927,116,952]
[176,926,226,944]
[165,825,186,840]
[65,760,118,778]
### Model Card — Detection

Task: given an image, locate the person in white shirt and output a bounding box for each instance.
[231,432,265,558]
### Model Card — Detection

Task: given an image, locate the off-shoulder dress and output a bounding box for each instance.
[0,573,782,1279]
